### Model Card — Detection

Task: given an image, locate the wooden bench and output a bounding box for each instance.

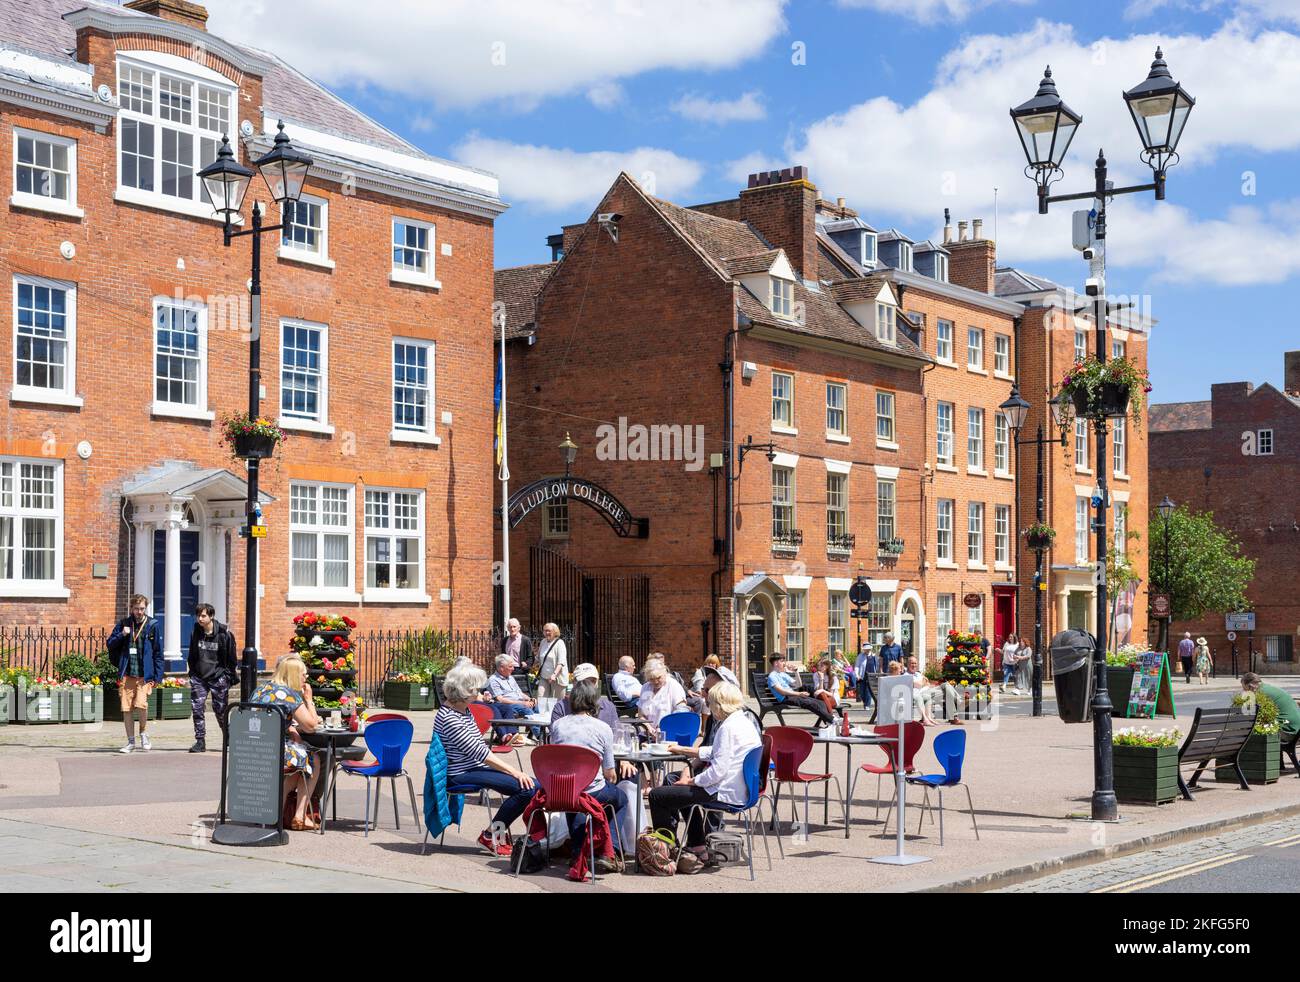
[1178,705,1256,800]
[862,674,991,724]
[750,670,821,726]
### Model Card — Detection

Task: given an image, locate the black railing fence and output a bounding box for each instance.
[0,626,109,679]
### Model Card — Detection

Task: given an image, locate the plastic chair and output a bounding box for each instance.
[468,701,526,771]
[848,721,925,823]
[333,717,420,837]
[325,712,401,824]
[766,726,844,836]
[679,735,781,880]
[904,728,979,846]
[657,711,701,747]
[513,745,604,884]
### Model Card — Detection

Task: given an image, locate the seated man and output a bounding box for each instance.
[486,654,539,744]
[766,652,834,728]
[611,656,642,708]
[905,655,965,726]
[1241,672,1300,739]
[552,663,621,729]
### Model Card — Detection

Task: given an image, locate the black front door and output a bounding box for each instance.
[746,617,767,689]
[900,618,915,659]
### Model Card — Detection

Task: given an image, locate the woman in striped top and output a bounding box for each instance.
[435,661,537,857]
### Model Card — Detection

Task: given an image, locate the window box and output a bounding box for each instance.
[1112,744,1179,805]
[1215,731,1280,786]
[827,532,855,555]
[382,679,436,711]
[772,528,803,552]
[18,683,67,724]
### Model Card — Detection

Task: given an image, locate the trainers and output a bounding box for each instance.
[478,829,513,857]
[140,734,152,752]
[596,855,622,874]
[188,740,206,753]
[118,741,135,754]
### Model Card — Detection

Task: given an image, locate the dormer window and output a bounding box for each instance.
[770,276,793,318]
[861,232,877,264]
[934,254,949,282]
[876,302,896,344]
[898,243,913,272]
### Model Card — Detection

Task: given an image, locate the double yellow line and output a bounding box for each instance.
[1091,853,1249,893]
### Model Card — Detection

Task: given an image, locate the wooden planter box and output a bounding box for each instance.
[1113,743,1179,805]
[0,684,12,724]
[383,680,435,711]
[19,686,65,724]
[1107,667,1136,718]
[101,683,164,720]
[1216,730,1280,785]
[157,686,191,719]
[68,687,103,723]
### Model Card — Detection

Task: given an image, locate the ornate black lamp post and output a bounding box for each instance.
[1156,495,1176,653]
[1010,51,1194,822]
[198,124,313,702]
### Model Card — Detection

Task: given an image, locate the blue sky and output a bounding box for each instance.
[209,0,1300,404]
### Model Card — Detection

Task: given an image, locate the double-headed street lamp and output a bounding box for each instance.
[1010,49,1194,823]
[198,124,314,702]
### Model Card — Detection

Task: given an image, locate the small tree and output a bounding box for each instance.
[1147,505,1255,623]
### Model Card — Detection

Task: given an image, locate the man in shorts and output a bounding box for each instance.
[106,594,165,753]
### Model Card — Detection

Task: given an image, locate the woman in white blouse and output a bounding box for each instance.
[650,682,760,861]
[535,622,569,699]
[637,659,688,733]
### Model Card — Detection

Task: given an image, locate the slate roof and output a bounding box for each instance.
[493,263,556,340]
[1150,401,1212,432]
[995,266,1062,296]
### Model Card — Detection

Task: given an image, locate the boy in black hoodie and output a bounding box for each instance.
[188,603,237,753]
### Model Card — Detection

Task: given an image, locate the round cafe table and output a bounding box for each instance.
[487,715,552,744]
[614,748,689,872]
[302,724,364,835]
[811,730,893,838]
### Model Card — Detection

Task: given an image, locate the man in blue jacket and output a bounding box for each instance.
[106,594,165,754]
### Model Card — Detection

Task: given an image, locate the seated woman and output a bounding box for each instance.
[638,659,689,736]
[249,654,322,831]
[650,682,761,864]
[690,655,722,694]
[811,657,842,719]
[550,680,640,866]
[434,661,538,857]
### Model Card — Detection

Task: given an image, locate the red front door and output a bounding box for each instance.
[992,588,1017,669]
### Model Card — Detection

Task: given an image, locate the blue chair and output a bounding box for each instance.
[332,717,421,837]
[678,736,780,881]
[903,728,979,846]
[657,711,701,747]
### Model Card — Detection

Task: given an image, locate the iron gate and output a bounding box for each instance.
[529,546,649,676]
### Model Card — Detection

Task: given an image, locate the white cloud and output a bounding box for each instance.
[587,81,626,110]
[723,151,786,184]
[835,0,1034,26]
[453,136,705,211]
[207,0,788,110]
[777,20,1300,284]
[671,91,766,124]
[1125,0,1300,26]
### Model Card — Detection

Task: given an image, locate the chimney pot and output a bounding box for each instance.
[973,218,984,239]
[836,196,845,209]
[958,221,969,242]
[792,165,807,181]
[748,173,761,189]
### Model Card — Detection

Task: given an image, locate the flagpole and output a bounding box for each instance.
[499,307,511,636]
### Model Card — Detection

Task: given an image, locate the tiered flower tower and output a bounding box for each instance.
[291,612,359,716]
[941,630,992,692]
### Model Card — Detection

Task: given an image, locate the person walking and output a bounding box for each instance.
[500,617,533,670]
[855,642,878,708]
[187,603,237,753]
[1194,637,1212,685]
[1177,631,1195,684]
[999,634,1021,694]
[535,622,569,699]
[105,594,164,754]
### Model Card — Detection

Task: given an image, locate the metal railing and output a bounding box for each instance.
[0,626,109,679]
[772,528,803,550]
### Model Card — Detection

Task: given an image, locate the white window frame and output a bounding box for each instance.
[934,253,949,282]
[287,481,358,602]
[936,319,953,364]
[876,479,896,547]
[967,327,984,371]
[826,381,846,438]
[544,499,570,539]
[1075,497,1089,564]
[772,371,795,432]
[151,296,212,421]
[1258,429,1274,456]
[994,412,1010,475]
[0,456,68,598]
[772,465,795,541]
[936,402,954,466]
[1113,505,1127,558]
[994,333,1011,377]
[785,589,806,662]
[861,231,877,264]
[967,501,985,566]
[279,319,332,434]
[936,499,954,563]
[868,592,894,647]
[967,598,984,633]
[1112,416,1127,477]
[390,337,439,445]
[770,276,793,318]
[114,53,234,222]
[876,302,896,344]
[897,243,913,273]
[363,486,428,602]
[994,504,1011,568]
[11,127,82,218]
[826,472,847,547]
[936,594,954,654]
[11,274,81,408]
[876,390,896,446]
[279,192,334,269]
[828,591,847,657]
[1074,330,1087,364]
[1112,338,1126,360]
[967,408,985,472]
[1075,418,1091,472]
[391,216,440,288]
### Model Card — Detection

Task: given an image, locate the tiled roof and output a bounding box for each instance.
[1150,401,1212,432]
[649,197,771,271]
[816,234,865,280]
[720,250,783,277]
[493,262,556,340]
[995,266,1062,296]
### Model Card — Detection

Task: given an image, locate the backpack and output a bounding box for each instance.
[636,828,678,876]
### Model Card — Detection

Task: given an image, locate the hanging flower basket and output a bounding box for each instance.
[1056,357,1151,437]
[1022,522,1057,553]
[222,412,285,460]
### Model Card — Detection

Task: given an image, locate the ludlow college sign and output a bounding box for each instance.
[506,476,649,538]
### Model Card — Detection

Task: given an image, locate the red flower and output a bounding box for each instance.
[342,616,357,629]
[339,639,351,651]
[293,614,304,624]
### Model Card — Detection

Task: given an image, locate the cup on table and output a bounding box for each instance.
[330,711,342,729]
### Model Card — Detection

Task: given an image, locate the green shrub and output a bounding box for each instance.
[54,652,113,684]
[386,628,457,680]
[1233,691,1280,735]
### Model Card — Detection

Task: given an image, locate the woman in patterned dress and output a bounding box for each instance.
[250,654,323,831]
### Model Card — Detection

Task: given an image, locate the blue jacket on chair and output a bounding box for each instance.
[423,732,464,839]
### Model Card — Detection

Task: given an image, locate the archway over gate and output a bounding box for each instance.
[506,476,649,538]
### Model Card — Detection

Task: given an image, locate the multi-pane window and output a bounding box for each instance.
[289,483,353,591]
[936,499,953,561]
[967,598,984,633]
[869,592,894,647]
[1075,418,1089,469]
[994,334,1010,374]
[936,594,954,653]
[995,505,1010,565]
[828,592,846,656]
[770,277,793,317]
[14,130,73,204]
[898,242,913,272]
[967,502,984,563]
[1114,506,1127,557]
[826,473,847,542]
[876,391,895,443]
[281,195,327,259]
[1259,429,1274,455]
[785,590,806,662]
[117,58,230,206]
[154,299,204,410]
[545,500,569,537]
[994,412,1009,473]
[14,277,74,398]
[967,328,983,369]
[934,254,949,282]
[876,303,895,343]
[876,480,896,546]
[0,459,61,589]
[392,217,434,280]
[1112,338,1126,360]
[1076,497,1089,563]
[281,321,326,425]
[1074,330,1087,364]
[772,372,794,428]
[392,339,433,434]
[967,408,984,469]
[826,382,846,436]
[936,320,953,362]
[772,466,794,537]
[364,488,424,592]
[1113,417,1126,475]
[936,402,954,465]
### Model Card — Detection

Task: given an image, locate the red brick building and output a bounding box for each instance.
[1149,352,1300,672]
[1,0,504,666]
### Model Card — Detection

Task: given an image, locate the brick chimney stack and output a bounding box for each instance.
[736,166,819,281]
[947,217,997,294]
[1286,350,1300,396]
[124,0,209,30]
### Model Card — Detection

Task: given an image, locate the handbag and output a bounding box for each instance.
[510,835,549,874]
[636,828,678,876]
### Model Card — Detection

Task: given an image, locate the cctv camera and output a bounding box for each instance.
[1082,248,1095,261]
[597,213,622,225]
[1084,277,1100,297]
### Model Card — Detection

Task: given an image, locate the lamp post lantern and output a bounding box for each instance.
[198,122,313,703]
[559,432,579,479]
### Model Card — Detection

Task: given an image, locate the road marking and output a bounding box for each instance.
[1115,854,1251,892]
[1260,832,1300,848]
[1090,852,1245,894]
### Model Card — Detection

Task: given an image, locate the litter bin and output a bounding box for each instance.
[1051,629,1096,723]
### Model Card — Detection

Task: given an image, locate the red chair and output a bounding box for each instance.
[766,726,845,837]
[468,702,525,771]
[849,721,926,833]
[514,745,604,884]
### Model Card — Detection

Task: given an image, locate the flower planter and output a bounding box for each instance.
[1215,731,1280,785]
[1113,743,1179,805]
[383,680,435,711]
[20,685,64,724]
[0,683,12,724]
[158,686,192,719]
[1107,666,1137,718]
[1098,382,1131,419]
[232,431,278,459]
[1026,532,1053,552]
[68,687,103,723]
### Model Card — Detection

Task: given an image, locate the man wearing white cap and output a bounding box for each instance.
[551,663,620,729]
